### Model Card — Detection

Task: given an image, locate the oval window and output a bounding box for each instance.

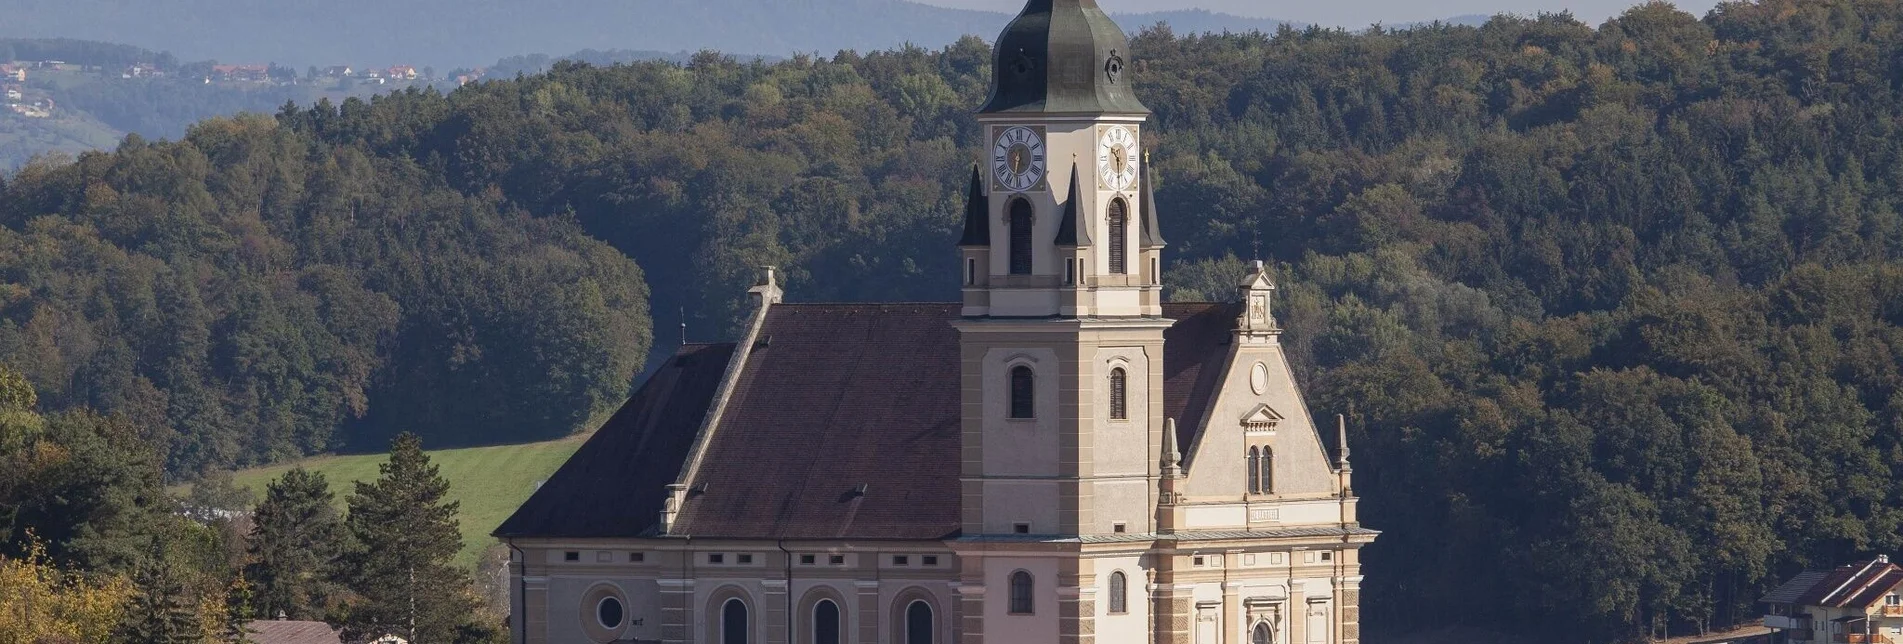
[597,596,624,629]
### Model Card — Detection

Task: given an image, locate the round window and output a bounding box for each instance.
[597,596,624,629]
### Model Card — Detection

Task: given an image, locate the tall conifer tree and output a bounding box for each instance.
[117,542,203,644]
[245,467,345,619]
[339,433,475,643]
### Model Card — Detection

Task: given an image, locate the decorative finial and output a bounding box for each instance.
[1336,413,1350,468]
[679,307,687,346]
[1161,418,1183,477]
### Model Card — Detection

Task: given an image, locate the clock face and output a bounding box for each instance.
[1097,125,1138,192]
[992,126,1046,192]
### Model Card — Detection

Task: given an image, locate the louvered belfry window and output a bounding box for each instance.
[1109,368,1128,420]
[1108,198,1128,274]
[1009,366,1035,419]
[1009,199,1034,275]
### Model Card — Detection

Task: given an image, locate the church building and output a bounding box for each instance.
[493,0,1377,642]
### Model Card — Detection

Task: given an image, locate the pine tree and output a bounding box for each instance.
[223,572,256,643]
[339,433,475,643]
[117,543,203,644]
[245,467,345,619]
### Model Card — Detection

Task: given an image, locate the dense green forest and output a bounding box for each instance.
[8,0,1903,640]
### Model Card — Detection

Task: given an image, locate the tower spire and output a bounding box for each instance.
[1053,162,1090,247]
[1138,150,1164,248]
[958,164,990,247]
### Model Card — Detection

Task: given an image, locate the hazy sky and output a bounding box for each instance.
[917,0,1723,28]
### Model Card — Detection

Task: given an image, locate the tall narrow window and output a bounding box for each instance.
[1253,622,1272,644]
[906,601,935,644]
[722,598,749,644]
[1009,366,1034,419]
[1107,198,1128,274]
[1009,571,1034,614]
[1008,199,1033,275]
[1108,571,1128,614]
[1260,447,1274,494]
[1108,368,1128,420]
[813,599,841,644]
[965,257,976,285]
[1247,447,1261,494]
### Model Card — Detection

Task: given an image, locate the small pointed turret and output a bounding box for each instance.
[1053,163,1091,247]
[958,165,990,247]
[1138,151,1164,248]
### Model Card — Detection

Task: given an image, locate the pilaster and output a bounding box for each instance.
[658,578,695,644]
[856,581,881,644]
[956,582,987,644]
[762,579,788,644]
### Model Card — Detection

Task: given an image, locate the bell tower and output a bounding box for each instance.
[950,1,1169,642]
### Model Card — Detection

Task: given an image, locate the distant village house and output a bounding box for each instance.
[0,64,24,82]
[323,65,354,78]
[386,65,417,80]
[210,64,271,83]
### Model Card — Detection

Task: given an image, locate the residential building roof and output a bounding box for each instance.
[1762,571,1830,604]
[1763,558,1903,609]
[245,620,341,644]
[495,301,1241,541]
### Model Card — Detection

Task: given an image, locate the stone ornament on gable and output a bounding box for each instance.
[1242,403,1284,434]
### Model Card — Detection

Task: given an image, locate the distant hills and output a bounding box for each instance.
[0,0,1297,69]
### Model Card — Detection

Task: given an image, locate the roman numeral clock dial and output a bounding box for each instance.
[1097,125,1138,192]
[992,126,1047,192]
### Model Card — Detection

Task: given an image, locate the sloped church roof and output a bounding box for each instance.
[495,302,1239,540]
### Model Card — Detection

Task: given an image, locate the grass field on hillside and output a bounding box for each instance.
[217,436,587,571]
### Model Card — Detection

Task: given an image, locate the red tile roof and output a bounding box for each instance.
[1772,559,1903,609]
[498,301,1238,540]
[245,620,342,644]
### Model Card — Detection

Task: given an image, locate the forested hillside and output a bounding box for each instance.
[6,0,1903,640]
[0,115,653,474]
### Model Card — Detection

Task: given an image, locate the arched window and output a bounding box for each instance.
[722,598,749,644]
[1008,199,1034,275]
[1009,571,1034,614]
[1260,447,1274,494]
[1247,447,1261,494]
[906,600,934,644]
[1108,571,1127,614]
[1009,366,1035,419]
[1253,622,1272,644]
[813,599,841,644]
[1107,198,1128,274]
[1108,368,1127,420]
